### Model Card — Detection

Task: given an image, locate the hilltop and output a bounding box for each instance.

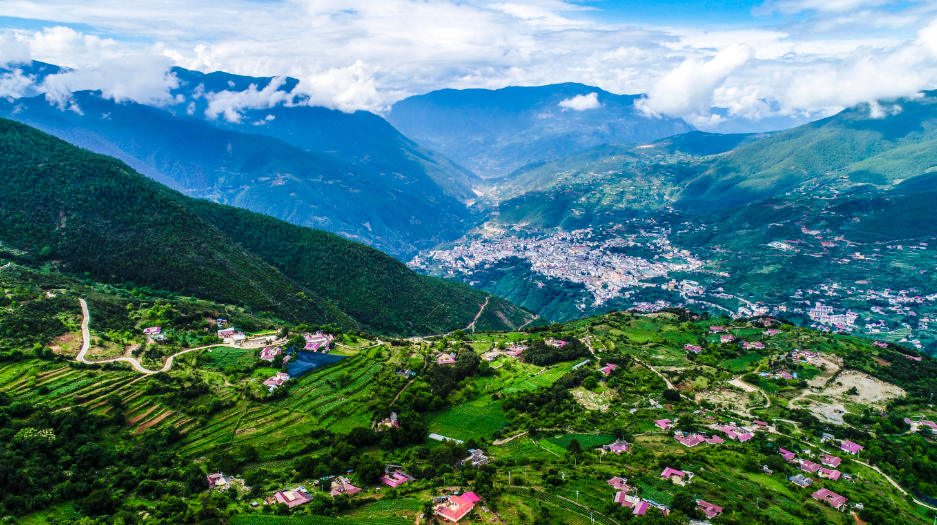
[2,277,936,525]
[0,117,532,335]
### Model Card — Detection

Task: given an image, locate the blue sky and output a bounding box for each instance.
[0,0,935,132]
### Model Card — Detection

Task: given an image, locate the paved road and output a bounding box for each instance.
[77,298,235,374]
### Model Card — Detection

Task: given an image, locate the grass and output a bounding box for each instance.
[425,396,507,441]
[229,514,410,525]
[722,352,764,372]
[544,434,615,451]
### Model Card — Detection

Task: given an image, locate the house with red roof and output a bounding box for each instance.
[820,455,842,468]
[546,338,568,347]
[603,440,630,454]
[654,419,673,430]
[263,372,290,389]
[800,460,821,473]
[697,500,723,519]
[435,494,475,522]
[381,472,409,488]
[812,488,847,511]
[780,449,797,462]
[743,341,765,350]
[259,347,281,361]
[717,425,753,442]
[719,335,735,344]
[143,327,161,335]
[217,328,237,338]
[274,487,313,508]
[462,492,482,503]
[660,467,692,485]
[840,440,864,455]
[776,371,794,380]
[684,344,703,354]
[329,477,361,496]
[907,354,923,361]
[437,353,457,365]
[600,363,618,376]
[607,477,630,491]
[764,329,779,336]
[819,468,841,481]
[710,326,725,333]
[674,433,705,447]
[504,345,526,357]
[920,420,937,431]
[753,420,769,428]
[613,492,649,515]
[207,472,227,488]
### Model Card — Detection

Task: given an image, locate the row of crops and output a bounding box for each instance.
[229,514,410,525]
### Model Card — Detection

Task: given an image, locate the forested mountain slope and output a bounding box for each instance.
[0,118,531,334]
[0,62,482,259]
[387,83,694,178]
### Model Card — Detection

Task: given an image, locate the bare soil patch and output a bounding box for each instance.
[822,370,906,408]
[134,410,174,434]
[571,387,614,412]
[50,332,80,357]
[127,404,158,425]
[873,357,892,367]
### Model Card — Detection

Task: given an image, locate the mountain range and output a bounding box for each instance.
[387,83,694,178]
[0,117,532,335]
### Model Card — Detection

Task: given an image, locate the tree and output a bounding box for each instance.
[662,389,681,402]
[356,454,383,485]
[566,438,582,455]
[670,491,702,520]
[583,376,598,390]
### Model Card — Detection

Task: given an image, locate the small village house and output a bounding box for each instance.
[812,488,847,511]
[273,487,313,508]
[697,500,723,519]
[435,494,476,522]
[840,440,864,455]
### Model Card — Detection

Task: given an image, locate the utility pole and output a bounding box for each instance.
[576,490,579,504]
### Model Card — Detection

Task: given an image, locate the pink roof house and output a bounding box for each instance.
[819,468,842,481]
[710,326,725,333]
[381,473,409,488]
[873,341,888,348]
[820,455,842,468]
[780,449,797,462]
[435,494,474,522]
[720,335,735,343]
[259,347,281,361]
[604,441,630,454]
[504,345,526,357]
[654,419,673,430]
[764,329,779,336]
[753,420,769,427]
[263,372,290,388]
[462,492,482,503]
[717,426,752,442]
[920,420,937,431]
[207,472,226,488]
[840,440,864,455]
[812,488,847,511]
[143,327,161,335]
[330,482,361,496]
[274,487,313,508]
[675,433,705,447]
[217,328,237,337]
[777,371,794,380]
[546,339,568,347]
[684,344,703,353]
[800,460,821,473]
[705,435,725,444]
[631,501,649,515]
[438,353,457,365]
[907,354,923,361]
[607,477,630,491]
[600,363,618,376]
[697,500,723,519]
[661,467,692,485]
[743,341,766,350]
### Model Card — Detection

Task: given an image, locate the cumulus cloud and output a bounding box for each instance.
[203,76,294,122]
[0,1,935,128]
[0,69,34,99]
[558,92,600,110]
[636,43,754,120]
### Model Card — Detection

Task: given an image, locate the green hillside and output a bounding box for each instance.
[0,118,530,335]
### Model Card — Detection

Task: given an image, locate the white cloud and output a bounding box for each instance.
[636,43,754,120]
[868,101,903,118]
[0,69,34,99]
[203,75,294,122]
[558,92,599,110]
[0,1,933,128]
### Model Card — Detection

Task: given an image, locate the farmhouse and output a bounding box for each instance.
[655,419,673,430]
[812,488,847,511]
[143,327,161,335]
[603,440,630,454]
[504,345,526,357]
[377,412,399,431]
[263,372,290,389]
[437,353,457,365]
[684,344,703,354]
[819,468,841,481]
[719,335,734,344]
[697,500,723,519]
[435,494,475,522]
[273,487,313,508]
[607,477,631,491]
[217,328,237,338]
[800,460,821,473]
[780,449,797,462]
[546,338,568,347]
[303,332,332,351]
[600,363,618,376]
[461,449,489,468]
[790,474,813,488]
[207,472,227,489]
[743,342,765,350]
[840,440,864,455]
[717,425,753,442]
[820,455,842,468]
[259,347,281,361]
[710,326,725,333]
[613,492,649,515]
[381,472,409,488]
[660,467,692,486]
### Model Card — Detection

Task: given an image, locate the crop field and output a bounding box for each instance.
[229,514,410,525]
[494,437,561,462]
[505,487,618,525]
[203,346,257,369]
[181,354,380,459]
[338,497,421,521]
[721,352,764,372]
[544,433,614,451]
[426,396,507,441]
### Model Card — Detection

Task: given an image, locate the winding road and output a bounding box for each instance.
[77,298,236,374]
